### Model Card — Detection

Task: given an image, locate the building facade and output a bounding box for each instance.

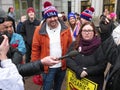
[0,0,118,21]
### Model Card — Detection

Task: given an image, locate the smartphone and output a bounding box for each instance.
[0,36,4,44]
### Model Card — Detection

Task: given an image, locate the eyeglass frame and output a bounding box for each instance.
[81,29,94,33]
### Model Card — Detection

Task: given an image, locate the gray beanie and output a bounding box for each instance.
[0,7,7,17]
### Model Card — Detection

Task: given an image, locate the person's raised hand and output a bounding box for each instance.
[0,35,9,60]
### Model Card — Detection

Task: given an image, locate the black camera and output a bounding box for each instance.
[0,31,12,44]
[0,35,4,44]
[0,17,4,24]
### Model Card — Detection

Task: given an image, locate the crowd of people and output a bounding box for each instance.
[0,0,120,90]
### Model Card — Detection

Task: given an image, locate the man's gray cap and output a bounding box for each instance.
[0,7,7,17]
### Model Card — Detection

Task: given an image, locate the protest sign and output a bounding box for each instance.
[66,68,98,90]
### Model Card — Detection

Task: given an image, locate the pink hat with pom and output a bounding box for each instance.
[110,12,116,19]
[43,1,58,19]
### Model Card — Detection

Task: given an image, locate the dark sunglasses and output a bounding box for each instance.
[0,17,5,24]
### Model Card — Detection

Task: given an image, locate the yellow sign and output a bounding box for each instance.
[66,68,98,90]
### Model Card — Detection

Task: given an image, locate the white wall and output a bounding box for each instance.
[1,0,13,12]
[74,0,80,13]
[91,0,103,17]
[61,0,68,15]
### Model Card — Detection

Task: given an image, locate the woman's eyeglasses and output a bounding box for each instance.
[82,29,94,33]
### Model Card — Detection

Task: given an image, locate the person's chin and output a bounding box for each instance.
[29,16,34,18]
[84,37,91,40]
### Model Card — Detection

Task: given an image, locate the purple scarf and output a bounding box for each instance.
[79,36,101,55]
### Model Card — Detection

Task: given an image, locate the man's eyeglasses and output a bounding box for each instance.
[0,17,5,24]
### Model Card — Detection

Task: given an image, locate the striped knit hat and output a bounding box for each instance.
[80,7,95,21]
[43,1,58,19]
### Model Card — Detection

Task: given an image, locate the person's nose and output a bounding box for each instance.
[51,17,55,21]
[85,31,89,34]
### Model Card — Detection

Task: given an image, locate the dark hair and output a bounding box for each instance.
[61,12,65,14]
[74,22,97,50]
[8,7,11,13]
[5,16,14,22]
[0,17,5,24]
[4,16,16,32]
[8,7,14,13]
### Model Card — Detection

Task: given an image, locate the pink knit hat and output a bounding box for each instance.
[109,12,116,19]
[26,7,35,14]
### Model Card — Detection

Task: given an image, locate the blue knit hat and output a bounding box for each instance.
[80,7,95,21]
[68,13,76,20]
[43,1,58,19]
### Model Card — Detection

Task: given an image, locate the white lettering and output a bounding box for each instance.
[47,12,57,16]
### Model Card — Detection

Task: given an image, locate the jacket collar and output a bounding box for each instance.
[39,19,68,35]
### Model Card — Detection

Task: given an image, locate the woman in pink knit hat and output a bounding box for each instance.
[109,12,119,27]
[109,12,117,21]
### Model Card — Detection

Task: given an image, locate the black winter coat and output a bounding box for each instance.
[101,36,120,90]
[21,19,40,47]
[66,36,119,90]
[101,36,119,65]
[105,55,120,90]
[17,60,43,77]
[66,42,107,90]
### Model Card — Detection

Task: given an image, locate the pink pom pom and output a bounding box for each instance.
[44,1,52,8]
[89,7,95,12]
